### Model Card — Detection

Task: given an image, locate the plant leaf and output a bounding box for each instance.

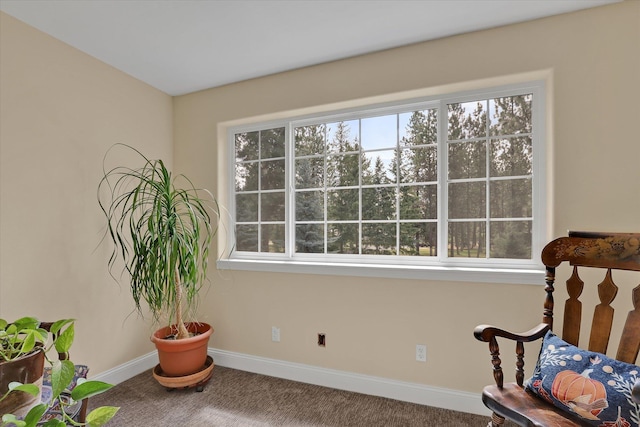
[54,323,74,354]
[49,319,72,335]
[70,381,114,401]
[2,418,26,427]
[40,420,66,427]
[33,328,48,344]
[86,406,119,427]
[23,403,47,427]
[2,413,26,427]
[50,360,75,399]
[19,331,36,354]
[8,382,40,397]
[13,317,39,330]
[6,323,17,336]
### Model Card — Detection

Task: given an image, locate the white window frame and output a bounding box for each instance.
[218,81,548,285]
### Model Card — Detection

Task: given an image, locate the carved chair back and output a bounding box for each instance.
[541,231,640,365]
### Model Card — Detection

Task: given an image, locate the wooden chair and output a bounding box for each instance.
[474,231,640,426]
[40,321,90,424]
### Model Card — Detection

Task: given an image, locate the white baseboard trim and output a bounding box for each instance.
[208,348,490,417]
[90,348,489,417]
[91,351,158,385]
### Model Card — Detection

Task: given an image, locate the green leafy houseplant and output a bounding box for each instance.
[98,144,218,340]
[0,317,118,427]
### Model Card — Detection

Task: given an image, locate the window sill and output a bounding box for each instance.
[216,258,545,285]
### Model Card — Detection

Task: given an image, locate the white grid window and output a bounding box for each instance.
[224,82,547,283]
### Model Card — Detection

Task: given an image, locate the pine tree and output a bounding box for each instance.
[489,95,533,258]
[462,102,487,257]
[447,103,467,257]
[234,131,260,251]
[326,121,362,254]
[294,125,326,253]
[257,128,286,252]
[362,156,396,254]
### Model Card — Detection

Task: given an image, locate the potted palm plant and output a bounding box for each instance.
[98,144,219,381]
[0,317,118,427]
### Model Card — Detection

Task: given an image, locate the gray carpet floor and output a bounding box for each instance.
[89,365,499,426]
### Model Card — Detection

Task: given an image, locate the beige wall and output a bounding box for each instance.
[0,12,173,373]
[174,0,640,395]
[1,0,638,399]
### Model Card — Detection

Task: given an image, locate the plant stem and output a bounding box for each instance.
[174,265,190,340]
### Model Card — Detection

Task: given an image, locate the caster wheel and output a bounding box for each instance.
[196,385,204,392]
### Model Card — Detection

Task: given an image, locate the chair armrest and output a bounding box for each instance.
[474,323,550,389]
[474,323,550,343]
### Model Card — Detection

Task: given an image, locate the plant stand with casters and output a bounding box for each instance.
[152,356,214,392]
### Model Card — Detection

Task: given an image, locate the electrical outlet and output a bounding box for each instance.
[416,344,427,362]
[272,326,280,342]
[317,333,326,347]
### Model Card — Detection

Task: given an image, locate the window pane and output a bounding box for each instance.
[236,224,258,251]
[361,114,396,151]
[261,224,285,253]
[448,182,486,219]
[236,193,258,222]
[399,185,436,220]
[362,187,396,221]
[295,125,326,157]
[399,222,437,256]
[235,161,259,192]
[490,136,532,177]
[261,128,285,159]
[295,157,324,189]
[261,159,285,190]
[295,190,324,222]
[448,222,486,258]
[327,223,359,254]
[490,221,532,259]
[327,153,359,187]
[400,109,438,146]
[327,154,360,187]
[399,112,412,143]
[448,141,486,179]
[296,224,324,253]
[327,121,359,154]
[363,223,396,255]
[261,192,285,222]
[490,179,532,218]
[235,131,259,161]
[400,146,437,183]
[489,94,532,136]
[363,150,395,184]
[448,101,487,140]
[327,188,359,221]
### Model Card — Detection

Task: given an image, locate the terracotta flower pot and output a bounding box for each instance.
[150,322,213,377]
[0,348,45,418]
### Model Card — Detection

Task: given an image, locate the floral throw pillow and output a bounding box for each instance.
[525,331,639,427]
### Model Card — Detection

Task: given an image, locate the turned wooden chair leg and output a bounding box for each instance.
[489,412,505,427]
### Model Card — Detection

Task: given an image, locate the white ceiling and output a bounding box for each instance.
[0,0,620,96]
